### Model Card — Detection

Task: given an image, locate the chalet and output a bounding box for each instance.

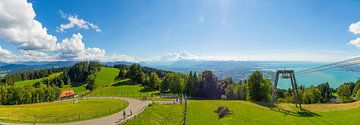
[60,90,76,99]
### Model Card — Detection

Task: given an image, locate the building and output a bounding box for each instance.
[60,90,76,99]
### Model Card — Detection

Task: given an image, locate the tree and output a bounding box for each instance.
[161,73,184,94]
[197,70,219,99]
[236,83,247,100]
[85,74,96,91]
[302,86,322,104]
[127,64,145,84]
[148,72,161,89]
[338,84,352,102]
[184,71,198,97]
[247,71,263,101]
[353,80,360,97]
[317,82,332,103]
[225,84,236,99]
[117,69,127,80]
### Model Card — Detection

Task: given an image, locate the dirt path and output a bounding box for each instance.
[0,97,149,125]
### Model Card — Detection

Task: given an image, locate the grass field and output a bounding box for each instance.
[15,72,63,87]
[87,79,160,99]
[95,67,119,88]
[127,100,360,125]
[124,104,183,125]
[0,99,128,123]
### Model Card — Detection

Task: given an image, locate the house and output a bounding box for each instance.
[60,90,76,99]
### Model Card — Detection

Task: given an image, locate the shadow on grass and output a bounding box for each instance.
[272,107,321,117]
[249,101,321,117]
[139,87,157,92]
[111,80,133,86]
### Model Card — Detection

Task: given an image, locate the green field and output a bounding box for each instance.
[87,79,160,99]
[15,72,63,87]
[127,100,360,125]
[94,67,119,88]
[0,99,128,123]
[124,104,183,125]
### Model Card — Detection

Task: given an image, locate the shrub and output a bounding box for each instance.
[221,95,227,100]
[214,106,230,118]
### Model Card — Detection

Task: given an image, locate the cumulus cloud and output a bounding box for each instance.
[348,37,360,48]
[0,46,12,58]
[0,0,57,50]
[56,33,106,60]
[349,21,360,34]
[57,11,101,32]
[103,54,142,62]
[20,50,57,61]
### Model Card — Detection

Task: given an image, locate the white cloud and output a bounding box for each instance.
[349,21,360,34]
[20,50,56,61]
[56,33,106,60]
[0,46,12,57]
[57,11,101,32]
[103,54,142,62]
[0,0,57,50]
[348,37,360,48]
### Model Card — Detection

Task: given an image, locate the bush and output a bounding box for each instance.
[357,90,360,100]
[214,106,230,118]
[221,95,227,100]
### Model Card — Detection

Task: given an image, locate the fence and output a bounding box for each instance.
[87,92,157,100]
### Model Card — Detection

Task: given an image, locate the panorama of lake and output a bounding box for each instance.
[264,62,360,89]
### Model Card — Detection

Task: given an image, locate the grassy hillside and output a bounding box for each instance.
[15,72,62,87]
[94,67,119,88]
[87,79,159,99]
[127,100,360,125]
[124,104,183,125]
[0,99,128,123]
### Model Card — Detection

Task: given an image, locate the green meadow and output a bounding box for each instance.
[0,99,128,123]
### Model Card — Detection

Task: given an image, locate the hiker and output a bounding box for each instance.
[123,110,126,119]
[130,110,133,115]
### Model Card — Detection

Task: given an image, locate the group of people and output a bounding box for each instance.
[123,110,133,119]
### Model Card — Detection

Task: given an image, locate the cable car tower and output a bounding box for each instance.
[271,70,302,110]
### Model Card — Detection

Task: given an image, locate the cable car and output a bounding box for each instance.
[281,73,291,79]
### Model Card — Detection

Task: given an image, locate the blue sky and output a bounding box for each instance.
[1,0,360,62]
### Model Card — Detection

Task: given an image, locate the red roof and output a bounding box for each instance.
[60,90,75,97]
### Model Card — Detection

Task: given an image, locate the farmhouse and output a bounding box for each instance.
[60,90,76,99]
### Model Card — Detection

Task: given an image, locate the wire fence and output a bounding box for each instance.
[86,92,158,100]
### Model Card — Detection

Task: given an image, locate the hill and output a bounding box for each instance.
[127,100,360,125]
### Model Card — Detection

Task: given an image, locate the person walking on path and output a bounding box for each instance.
[130,110,132,116]
[123,111,126,119]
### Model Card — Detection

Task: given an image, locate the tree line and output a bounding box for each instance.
[0,86,60,105]
[0,67,68,85]
[117,63,360,104]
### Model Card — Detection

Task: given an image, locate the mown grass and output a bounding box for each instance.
[124,104,183,125]
[127,100,360,125]
[15,72,63,87]
[87,79,160,99]
[0,99,128,123]
[95,67,119,88]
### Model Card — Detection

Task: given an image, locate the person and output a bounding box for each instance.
[130,110,132,115]
[123,111,126,119]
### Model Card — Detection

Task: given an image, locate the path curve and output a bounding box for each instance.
[0,97,149,125]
